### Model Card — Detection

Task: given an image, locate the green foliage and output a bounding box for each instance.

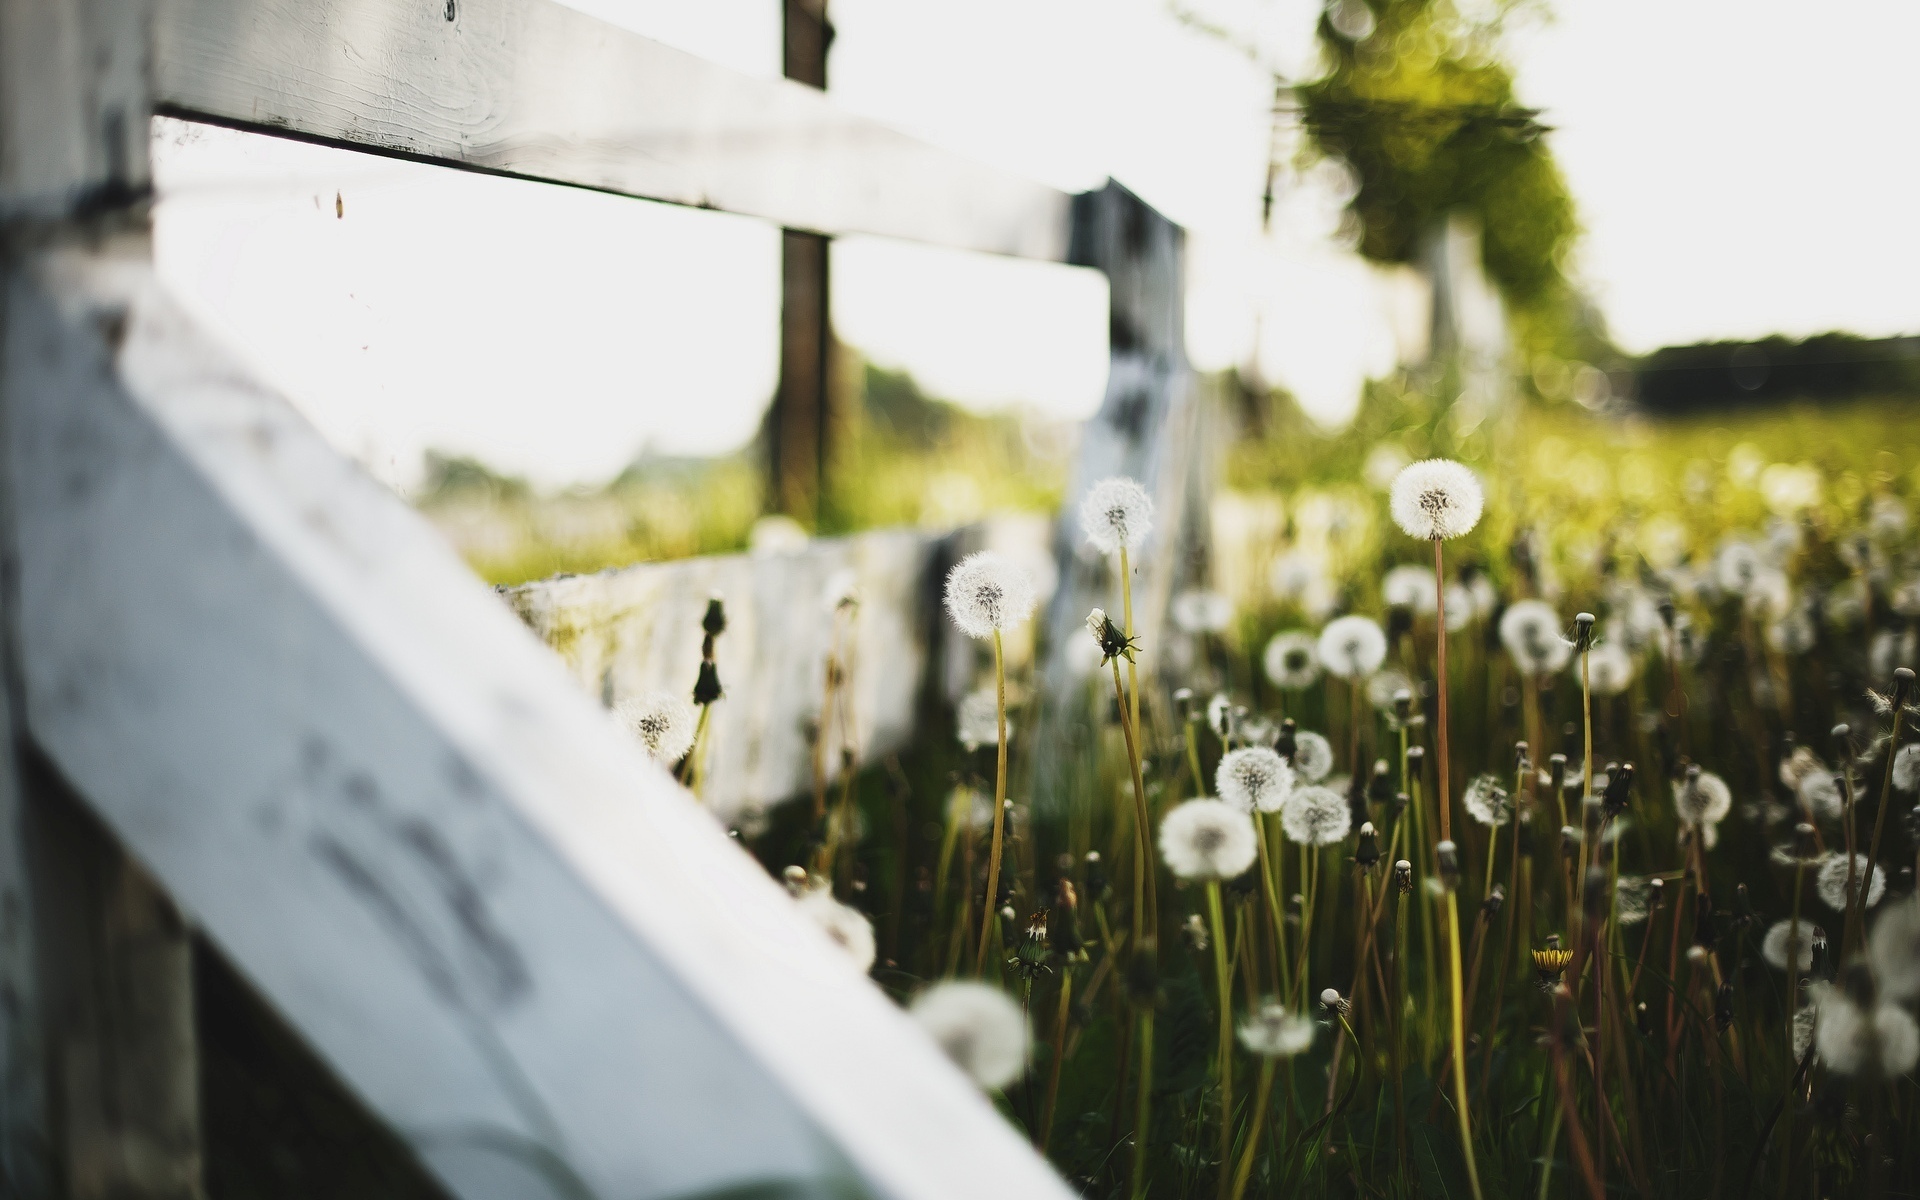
[1299,0,1589,357]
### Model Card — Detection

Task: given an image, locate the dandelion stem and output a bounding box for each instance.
[1120,546,1141,751]
[1041,969,1073,1153]
[1207,881,1235,1200]
[1131,1008,1155,1200]
[1110,656,1158,940]
[1432,537,1483,1200]
[1229,1058,1275,1200]
[975,630,1010,976]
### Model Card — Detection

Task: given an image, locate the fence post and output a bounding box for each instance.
[771,0,838,523]
[1033,180,1206,814]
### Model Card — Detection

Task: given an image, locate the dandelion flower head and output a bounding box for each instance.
[1159,798,1260,880]
[796,888,876,973]
[1238,1002,1317,1058]
[956,687,1004,752]
[1290,730,1335,783]
[1585,642,1636,697]
[1389,458,1485,541]
[1463,774,1512,827]
[1816,852,1886,912]
[1868,897,1920,1002]
[1171,588,1234,635]
[1500,600,1572,676]
[1811,981,1920,1077]
[1672,769,1732,829]
[1893,744,1920,793]
[910,981,1030,1090]
[1795,770,1844,823]
[944,551,1037,639]
[1318,615,1388,680]
[1079,476,1154,554]
[1263,631,1322,689]
[1760,918,1816,973]
[1217,747,1295,814]
[1281,785,1352,847]
[615,692,697,764]
[1382,564,1437,612]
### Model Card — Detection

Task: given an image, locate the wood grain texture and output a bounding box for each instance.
[151,0,1072,259]
[1,233,1074,1200]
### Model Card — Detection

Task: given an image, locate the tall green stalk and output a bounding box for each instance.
[1207,881,1234,1200]
[975,630,1009,975]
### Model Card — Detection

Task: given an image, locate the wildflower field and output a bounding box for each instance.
[617,389,1920,1200]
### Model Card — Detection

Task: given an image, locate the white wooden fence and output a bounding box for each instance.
[0,1,1198,1196]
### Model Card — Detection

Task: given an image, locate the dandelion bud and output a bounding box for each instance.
[1648,876,1665,910]
[702,595,728,637]
[1393,689,1413,722]
[1087,608,1138,665]
[1895,666,1916,704]
[1483,883,1506,917]
[1276,718,1298,758]
[1686,944,1710,967]
[1394,859,1413,893]
[1436,839,1460,886]
[782,864,808,894]
[1320,987,1350,1015]
[1406,745,1425,775]
[1514,740,1531,773]
[1355,822,1380,868]
[1636,1001,1654,1037]
[693,659,724,706]
[1532,943,1574,990]
[1173,688,1196,722]
[1573,612,1596,653]
[1603,762,1635,815]
[1391,791,1410,817]
[1368,760,1394,804]
[1830,724,1852,759]
[1548,754,1567,794]
[1516,810,1536,854]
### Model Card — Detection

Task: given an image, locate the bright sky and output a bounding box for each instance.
[151,0,1920,492]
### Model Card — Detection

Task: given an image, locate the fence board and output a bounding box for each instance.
[151,0,1072,259]
[1,233,1073,1200]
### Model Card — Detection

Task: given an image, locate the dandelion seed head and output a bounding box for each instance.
[1500,600,1572,676]
[910,981,1030,1090]
[1715,539,1763,593]
[1079,477,1154,554]
[1263,631,1322,690]
[1207,693,1233,740]
[1815,852,1886,911]
[1290,730,1335,783]
[1463,774,1512,827]
[1281,785,1353,847]
[944,551,1036,639]
[1382,564,1437,612]
[1613,876,1653,926]
[1365,668,1415,711]
[1672,770,1732,829]
[1389,459,1484,541]
[1812,981,1920,1077]
[1760,918,1816,973]
[1159,799,1259,880]
[1791,1005,1816,1061]
[1795,770,1844,822]
[615,692,697,764]
[1893,744,1920,793]
[796,888,876,973]
[1217,747,1295,814]
[1238,1001,1317,1057]
[1171,588,1234,634]
[1868,896,1920,1002]
[1585,642,1637,697]
[955,688,1005,753]
[1318,615,1388,680]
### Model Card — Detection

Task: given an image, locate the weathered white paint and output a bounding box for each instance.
[1,233,1075,1200]
[150,0,1073,260]
[0,0,152,217]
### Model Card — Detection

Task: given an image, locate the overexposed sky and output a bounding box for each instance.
[151,0,1920,491]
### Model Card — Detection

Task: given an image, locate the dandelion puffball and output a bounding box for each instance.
[1893,744,1920,793]
[1671,770,1732,829]
[1760,919,1816,973]
[1389,458,1484,541]
[1079,476,1154,554]
[1281,785,1352,847]
[1585,642,1636,697]
[1290,730,1335,783]
[1381,564,1437,612]
[1216,747,1295,814]
[910,981,1030,1090]
[1318,615,1388,680]
[1159,798,1259,880]
[1869,897,1920,1001]
[943,551,1036,639]
[1171,588,1234,635]
[615,692,697,764]
[1263,631,1323,690]
[1237,1002,1317,1057]
[1811,981,1920,1077]
[955,688,1003,752]
[1795,770,1844,823]
[1815,852,1886,912]
[1463,774,1511,827]
[1500,600,1572,676]
[796,889,876,973]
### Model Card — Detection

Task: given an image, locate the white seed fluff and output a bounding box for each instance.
[1500,600,1572,676]
[1585,642,1636,697]
[1281,785,1353,847]
[1759,919,1816,973]
[1318,615,1388,680]
[1672,771,1732,829]
[910,981,1030,1090]
[1291,730,1335,783]
[1079,476,1155,554]
[1389,458,1485,541]
[1812,982,1920,1077]
[956,688,1003,753]
[1217,747,1295,814]
[1159,799,1260,880]
[1893,744,1920,793]
[1795,770,1844,823]
[615,692,697,764]
[1463,774,1512,827]
[1382,564,1438,612]
[1868,897,1920,1002]
[796,888,876,973]
[1815,852,1886,911]
[1238,1002,1318,1057]
[1171,588,1235,634]
[943,551,1037,639]
[1263,631,1323,689]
